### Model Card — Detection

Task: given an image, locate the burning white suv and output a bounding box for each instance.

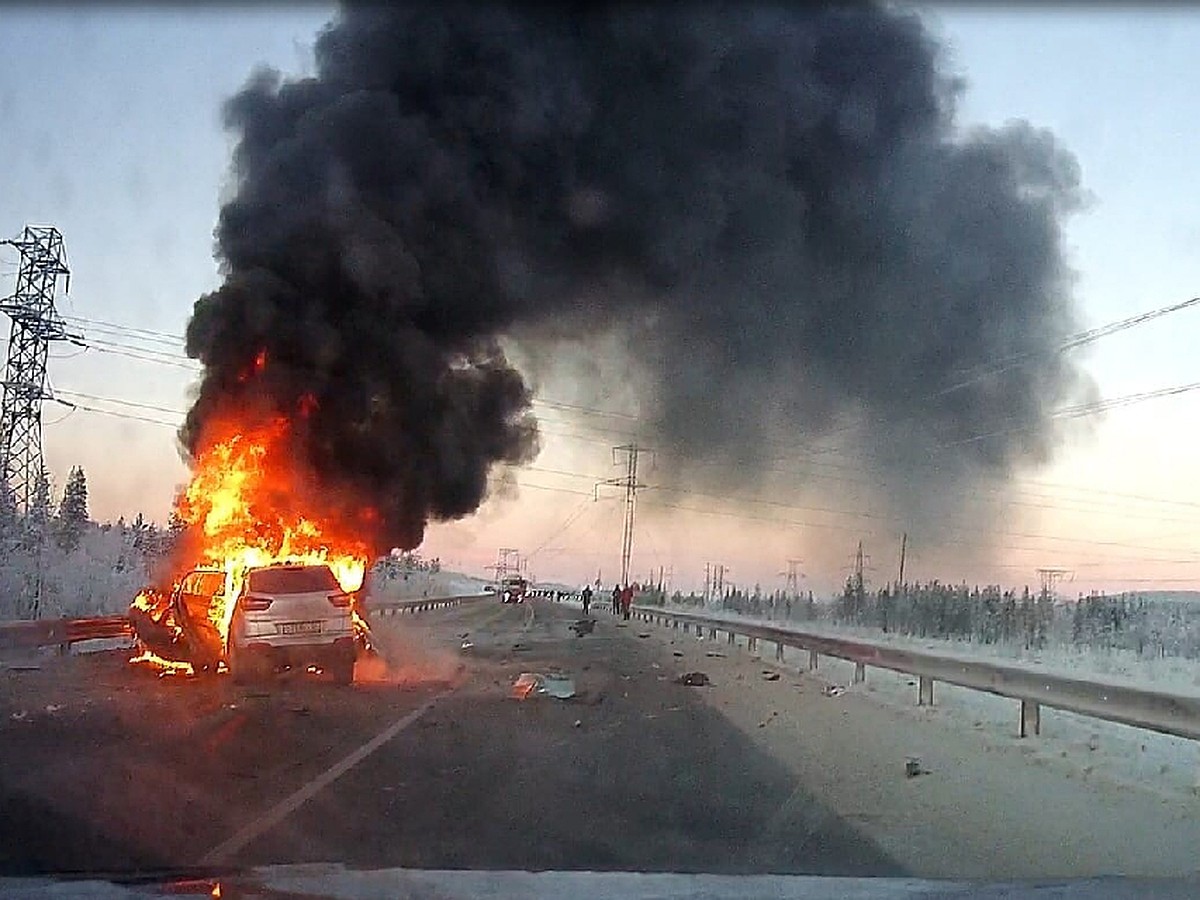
[225,563,357,685]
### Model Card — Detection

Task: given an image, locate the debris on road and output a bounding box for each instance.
[574,719,582,728]
[637,632,650,638]
[676,672,710,687]
[511,672,577,700]
[906,756,924,778]
[10,710,27,721]
[44,704,62,714]
[512,643,530,652]
[569,619,595,636]
[512,672,542,699]
[822,685,847,697]
[705,652,725,658]
[542,674,577,699]
[460,640,474,651]
[672,651,684,657]
[762,671,781,681]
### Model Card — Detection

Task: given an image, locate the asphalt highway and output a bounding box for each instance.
[0,598,901,879]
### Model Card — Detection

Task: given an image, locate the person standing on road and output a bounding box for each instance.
[581,584,593,616]
[620,583,633,620]
[612,584,621,615]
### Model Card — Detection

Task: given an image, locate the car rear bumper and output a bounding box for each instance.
[239,636,355,667]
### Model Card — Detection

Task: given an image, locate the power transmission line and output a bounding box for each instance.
[0,226,71,516]
[936,295,1200,399]
[43,380,1200,565]
[595,443,652,586]
[0,225,72,618]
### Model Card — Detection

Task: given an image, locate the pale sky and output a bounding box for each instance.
[2,5,1200,597]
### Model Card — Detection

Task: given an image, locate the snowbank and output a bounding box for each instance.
[367,566,489,602]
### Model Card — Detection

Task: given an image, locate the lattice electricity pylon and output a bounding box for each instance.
[0,226,71,515]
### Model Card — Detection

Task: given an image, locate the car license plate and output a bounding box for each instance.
[277,621,322,636]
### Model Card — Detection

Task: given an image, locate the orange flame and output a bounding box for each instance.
[172,411,369,644]
[128,355,376,674]
[129,649,195,677]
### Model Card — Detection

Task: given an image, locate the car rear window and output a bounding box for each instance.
[247,566,339,594]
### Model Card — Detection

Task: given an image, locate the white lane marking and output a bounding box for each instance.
[199,689,452,866]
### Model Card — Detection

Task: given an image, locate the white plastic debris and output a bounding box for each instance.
[511,672,576,700]
[540,674,577,699]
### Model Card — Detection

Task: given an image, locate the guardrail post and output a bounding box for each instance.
[709,627,718,640]
[775,641,784,662]
[808,649,818,671]
[727,630,735,645]
[1019,700,1041,738]
[672,619,678,630]
[853,662,865,684]
[747,636,757,652]
[918,676,935,706]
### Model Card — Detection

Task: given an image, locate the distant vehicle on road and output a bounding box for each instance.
[499,575,528,603]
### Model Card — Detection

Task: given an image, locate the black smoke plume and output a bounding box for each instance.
[183,3,1091,551]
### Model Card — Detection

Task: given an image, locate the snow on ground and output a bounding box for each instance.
[367,567,489,602]
[614,605,1200,879]
[0,525,151,622]
[648,603,1200,806]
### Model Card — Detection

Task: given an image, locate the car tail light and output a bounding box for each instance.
[241,595,273,611]
[328,591,352,608]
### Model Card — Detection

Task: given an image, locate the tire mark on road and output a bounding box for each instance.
[198,687,454,866]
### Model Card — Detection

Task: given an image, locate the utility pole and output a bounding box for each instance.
[0,227,70,516]
[897,532,907,590]
[711,563,726,600]
[488,547,521,585]
[1037,567,1071,599]
[595,443,652,587]
[848,541,871,619]
[0,226,72,619]
[853,541,867,595]
[781,558,804,597]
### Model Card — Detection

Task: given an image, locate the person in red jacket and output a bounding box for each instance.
[620,583,634,620]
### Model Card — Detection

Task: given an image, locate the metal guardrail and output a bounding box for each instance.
[0,614,132,653]
[631,604,1200,742]
[526,588,579,600]
[369,593,489,617]
[1,594,489,654]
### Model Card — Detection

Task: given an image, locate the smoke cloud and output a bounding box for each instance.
[183,3,1092,551]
